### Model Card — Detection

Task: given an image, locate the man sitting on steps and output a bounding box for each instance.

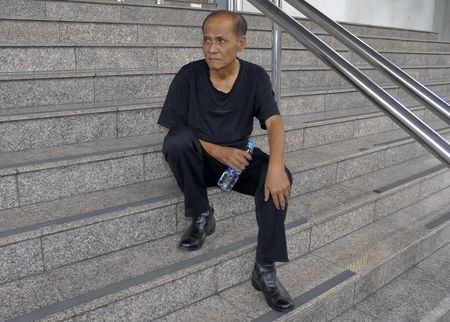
[157,10,295,313]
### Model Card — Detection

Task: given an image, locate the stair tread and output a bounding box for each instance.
[0,106,447,175]
[1,154,447,321]
[0,133,162,175]
[0,97,162,121]
[313,189,450,275]
[331,244,450,322]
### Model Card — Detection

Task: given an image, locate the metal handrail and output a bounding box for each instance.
[248,0,450,167]
[271,0,282,103]
[286,0,450,124]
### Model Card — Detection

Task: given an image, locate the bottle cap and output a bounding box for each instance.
[229,168,240,176]
[247,139,256,150]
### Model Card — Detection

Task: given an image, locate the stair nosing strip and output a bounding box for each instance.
[374,165,446,193]
[425,211,450,229]
[251,270,356,322]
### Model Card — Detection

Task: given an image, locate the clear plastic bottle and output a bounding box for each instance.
[218,140,256,191]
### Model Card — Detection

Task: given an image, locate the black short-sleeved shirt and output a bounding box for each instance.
[157,58,280,147]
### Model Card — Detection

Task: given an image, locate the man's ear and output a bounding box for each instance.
[238,36,247,52]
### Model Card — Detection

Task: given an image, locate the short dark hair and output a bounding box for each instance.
[202,10,248,38]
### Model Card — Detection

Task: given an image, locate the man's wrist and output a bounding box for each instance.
[199,139,220,158]
[268,157,285,171]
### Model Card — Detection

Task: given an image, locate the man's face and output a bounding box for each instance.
[202,15,246,72]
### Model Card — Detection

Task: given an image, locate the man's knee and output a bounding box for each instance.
[162,126,199,157]
[255,163,293,191]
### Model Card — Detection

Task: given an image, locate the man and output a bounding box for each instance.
[157,10,294,312]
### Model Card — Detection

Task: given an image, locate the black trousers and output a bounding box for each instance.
[162,126,293,262]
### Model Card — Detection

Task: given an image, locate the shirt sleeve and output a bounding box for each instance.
[254,67,281,130]
[157,66,190,129]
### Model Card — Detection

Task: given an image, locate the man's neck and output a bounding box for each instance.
[209,59,240,81]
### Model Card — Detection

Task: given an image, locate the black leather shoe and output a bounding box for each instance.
[251,261,294,312]
[178,206,215,251]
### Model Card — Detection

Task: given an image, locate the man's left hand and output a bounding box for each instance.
[264,165,291,210]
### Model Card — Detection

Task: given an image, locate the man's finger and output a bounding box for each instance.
[284,190,290,203]
[278,192,286,210]
[284,187,290,200]
[271,192,280,209]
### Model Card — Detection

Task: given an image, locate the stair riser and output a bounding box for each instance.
[310,21,438,41]
[0,1,438,41]
[283,84,449,116]
[1,139,448,287]
[1,67,448,110]
[2,46,450,74]
[0,19,447,53]
[6,177,447,321]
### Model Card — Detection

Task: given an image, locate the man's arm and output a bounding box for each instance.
[264,115,291,210]
[199,140,252,174]
[163,127,251,173]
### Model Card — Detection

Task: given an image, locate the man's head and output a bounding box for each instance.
[201,11,248,72]
[202,10,248,38]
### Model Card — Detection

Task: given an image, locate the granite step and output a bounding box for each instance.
[2,165,447,321]
[1,43,450,74]
[1,122,449,281]
[150,0,216,9]
[1,65,449,110]
[63,0,213,4]
[152,187,450,322]
[1,16,448,53]
[0,0,439,41]
[330,243,450,322]
[0,82,447,153]
[0,101,448,209]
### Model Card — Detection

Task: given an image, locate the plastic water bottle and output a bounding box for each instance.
[218,140,256,191]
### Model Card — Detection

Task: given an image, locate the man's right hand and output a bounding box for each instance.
[200,140,252,173]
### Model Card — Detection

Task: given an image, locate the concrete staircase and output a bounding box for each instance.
[0,0,449,321]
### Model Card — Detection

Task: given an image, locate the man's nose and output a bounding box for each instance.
[208,41,219,53]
